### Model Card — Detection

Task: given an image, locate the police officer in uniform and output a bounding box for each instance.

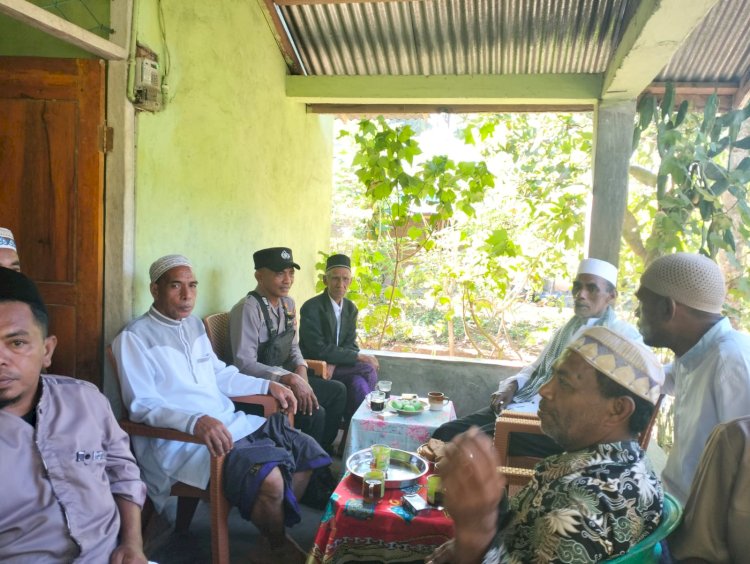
[229,247,347,454]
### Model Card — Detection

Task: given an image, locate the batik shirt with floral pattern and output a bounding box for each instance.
[484,441,663,563]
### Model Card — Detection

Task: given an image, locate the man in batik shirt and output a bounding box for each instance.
[428,327,664,564]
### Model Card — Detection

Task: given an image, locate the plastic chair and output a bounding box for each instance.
[107,345,283,564]
[606,492,682,563]
[203,311,327,378]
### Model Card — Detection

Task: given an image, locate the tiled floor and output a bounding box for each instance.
[145,448,346,563]
[145,499,326,563]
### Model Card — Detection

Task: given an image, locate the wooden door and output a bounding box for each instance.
[0,57,105,386]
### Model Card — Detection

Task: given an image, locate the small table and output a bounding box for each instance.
[308,473,454,563]
[342,398,457,461]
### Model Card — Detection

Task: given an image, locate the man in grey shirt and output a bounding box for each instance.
[230,247,346,453]
[0,268,147,562]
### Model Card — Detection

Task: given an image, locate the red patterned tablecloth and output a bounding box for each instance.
[308,473,454,563]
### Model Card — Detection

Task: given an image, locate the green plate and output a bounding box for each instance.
[388,398,428,415]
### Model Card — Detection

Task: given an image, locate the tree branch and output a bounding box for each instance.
[622,208,648,262]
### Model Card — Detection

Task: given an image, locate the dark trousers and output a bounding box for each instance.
[294,376,347,451]
[332,361,378,420]
[432,405,563,458]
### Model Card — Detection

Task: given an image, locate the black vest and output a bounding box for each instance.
[250,291,295,367]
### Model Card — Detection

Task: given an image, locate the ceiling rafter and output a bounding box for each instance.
[287,74,603,106]
[274,0,422,5]
[258,0,749,110]
[258,0,305,74]
[602,0,722,100]
[734,66,750,109]
[307,103,595,115]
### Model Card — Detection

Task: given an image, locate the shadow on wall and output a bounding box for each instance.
[371,350,522,417]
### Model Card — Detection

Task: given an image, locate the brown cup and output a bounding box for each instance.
[428,391,448,411]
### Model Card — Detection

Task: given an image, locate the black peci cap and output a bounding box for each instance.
[325,254,351,272]
[253,247,301,272]
[0,267,48,316]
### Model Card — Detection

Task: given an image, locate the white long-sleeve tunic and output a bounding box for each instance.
[113,306,270,510]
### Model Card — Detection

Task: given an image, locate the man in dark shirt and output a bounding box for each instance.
[300,253,378,420]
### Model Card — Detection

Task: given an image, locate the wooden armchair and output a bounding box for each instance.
[107,346,282,564]
[493,412,545,468]
[494,395,665,494]
[203,311,327,379]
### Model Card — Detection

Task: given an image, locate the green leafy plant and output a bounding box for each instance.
[341,117,495,348]
[628,84,750,319]
[327,114,594,357]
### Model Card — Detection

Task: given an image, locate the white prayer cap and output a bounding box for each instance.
[640,253,725,314]
[149,254,193,283]
[577,258,618,286]
[568,326,664,405]
[0,228,17,251]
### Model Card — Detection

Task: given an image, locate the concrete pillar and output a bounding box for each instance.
[587,99,636,267]
[103,0,136,413]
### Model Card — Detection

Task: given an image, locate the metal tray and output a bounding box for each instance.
[346,447,429,489]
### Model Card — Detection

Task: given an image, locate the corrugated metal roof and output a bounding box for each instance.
[655,0,750,83]
[280,0,640,76]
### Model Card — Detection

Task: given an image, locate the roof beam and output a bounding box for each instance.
[307,103,595,115]
[645,81,737,111]
[0,0,126,60]
[734,66,750,109]
[257,0,305,74]
[602,0,721,101]
[287,74,602,105]
[275,0,420,4]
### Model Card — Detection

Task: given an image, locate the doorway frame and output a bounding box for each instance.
[1,0,136,408]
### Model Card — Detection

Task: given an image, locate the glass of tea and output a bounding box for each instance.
[370,390,386,412]
[362,470,385,502]
[426,474,444,505]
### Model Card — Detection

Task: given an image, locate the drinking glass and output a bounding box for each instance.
[370,390,386,412]
[370,444,391,472]
[377,380,392,398]
[362,470,385,502]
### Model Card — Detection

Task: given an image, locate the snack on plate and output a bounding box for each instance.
[401,393,418,400]
[417,438,447,464]
[390,398,423,412]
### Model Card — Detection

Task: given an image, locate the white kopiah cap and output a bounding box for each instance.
[577,258,618,286]
[149,254,193,283]
[640,253,725,314]
[0,227,17,251]
[568,326,664,405]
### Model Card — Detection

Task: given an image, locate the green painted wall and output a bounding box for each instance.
[133,1,333,318]
[0,2,109,57]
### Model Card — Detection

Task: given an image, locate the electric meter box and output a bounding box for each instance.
[134,57,163,112]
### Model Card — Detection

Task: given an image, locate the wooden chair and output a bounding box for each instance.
[107,346,282,564]
[202,311,357,456]
[203,311,327,378]
[493,412,545,468]
[494,395,666,493]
